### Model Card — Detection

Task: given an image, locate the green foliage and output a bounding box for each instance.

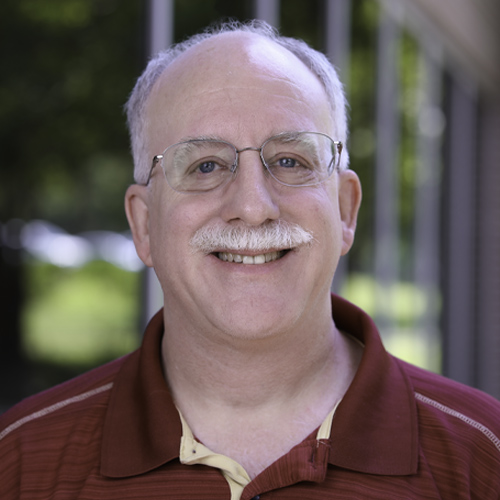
[280,0,324,48]
[22,260,141,367]
[341,273,441,372]
[346,0,380,273]
[0,0,143,231]
[18,0,95,28]
[174,0,252,40]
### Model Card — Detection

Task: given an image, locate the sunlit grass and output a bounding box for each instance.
[22,260,141,367]
[341,273,442,373]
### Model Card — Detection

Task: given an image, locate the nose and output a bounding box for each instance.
[220,149,280,226]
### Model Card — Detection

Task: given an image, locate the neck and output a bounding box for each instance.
[161,300,361,418]
[160,299,363,479]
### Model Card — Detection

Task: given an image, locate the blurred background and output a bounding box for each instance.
[1,0,499,410]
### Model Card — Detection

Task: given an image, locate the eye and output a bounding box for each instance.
[198,161,217,174]
[271,154,311,171]
[185,157,228,176]
[278,157,297,168]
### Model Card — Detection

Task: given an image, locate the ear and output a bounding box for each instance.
[125,184,154,267]
[337,170,362,256]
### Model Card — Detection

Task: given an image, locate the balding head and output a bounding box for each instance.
[125,20,349,184]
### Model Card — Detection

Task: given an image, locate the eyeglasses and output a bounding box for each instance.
[145,131,343,193]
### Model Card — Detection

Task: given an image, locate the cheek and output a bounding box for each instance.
[302,188,343,256]
[149,188,218,257]
[147,200,197,294]
[147,190,185,265]
[292,185,340,230]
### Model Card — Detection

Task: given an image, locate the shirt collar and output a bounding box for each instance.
[100,309,181,477]
[100,295,418,478]
[327,295,418,475]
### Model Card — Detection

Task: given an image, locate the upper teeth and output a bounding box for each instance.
[218,251,283,264]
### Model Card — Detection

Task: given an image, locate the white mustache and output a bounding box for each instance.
[190,220,314,254]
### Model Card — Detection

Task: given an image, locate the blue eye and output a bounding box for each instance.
[198,161,217,173]
[278,158,297,168]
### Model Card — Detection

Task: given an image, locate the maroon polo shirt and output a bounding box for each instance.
[1,295,499,499]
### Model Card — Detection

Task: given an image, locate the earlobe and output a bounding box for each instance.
[125,184,154,267]
[338,170,362,256]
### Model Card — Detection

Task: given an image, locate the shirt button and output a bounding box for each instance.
[251,497,261,500]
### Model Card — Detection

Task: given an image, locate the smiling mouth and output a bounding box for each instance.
[216,250,288,264]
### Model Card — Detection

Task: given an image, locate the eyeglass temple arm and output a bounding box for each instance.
[144,154,163,186]
[335,141,343,168]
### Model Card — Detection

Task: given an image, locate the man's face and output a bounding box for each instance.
[126,32,361,341]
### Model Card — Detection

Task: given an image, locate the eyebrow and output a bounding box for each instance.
[175,134,226,144]
[174,131,307,147]
[171,138,219,171]
[271,132,322,152]
[170,136,239,173]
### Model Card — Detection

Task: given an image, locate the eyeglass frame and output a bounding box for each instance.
[143,131,343,192]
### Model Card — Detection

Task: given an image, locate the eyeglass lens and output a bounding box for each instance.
[160,132,337,193]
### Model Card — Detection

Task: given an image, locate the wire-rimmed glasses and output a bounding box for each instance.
[144,131,343,193]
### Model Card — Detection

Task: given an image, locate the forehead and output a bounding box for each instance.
[145,32,332,148]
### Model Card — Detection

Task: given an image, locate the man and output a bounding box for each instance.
[1,20,499,500]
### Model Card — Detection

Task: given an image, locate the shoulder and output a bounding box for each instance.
[399,358,500,425]
[0,354,130,443]
[395,359,500,496]
[0,355,134,499]
[398,358,500,458]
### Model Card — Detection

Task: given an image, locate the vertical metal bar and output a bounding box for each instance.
[413,46,444,372]
[325,0,352,293]
[254,0,280,26]
[148,0,174,56]
[325,0,352,81]
[374,2,400,332]
[143,0,174,326]
[442,75,478,385]
[475,101,500,398]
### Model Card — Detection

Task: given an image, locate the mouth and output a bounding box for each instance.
[215,250,288,265]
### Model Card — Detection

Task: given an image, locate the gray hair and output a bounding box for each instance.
[125,20,349,184]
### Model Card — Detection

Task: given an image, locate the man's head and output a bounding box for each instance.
[125,20,350,185]
[124,20,361,341]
